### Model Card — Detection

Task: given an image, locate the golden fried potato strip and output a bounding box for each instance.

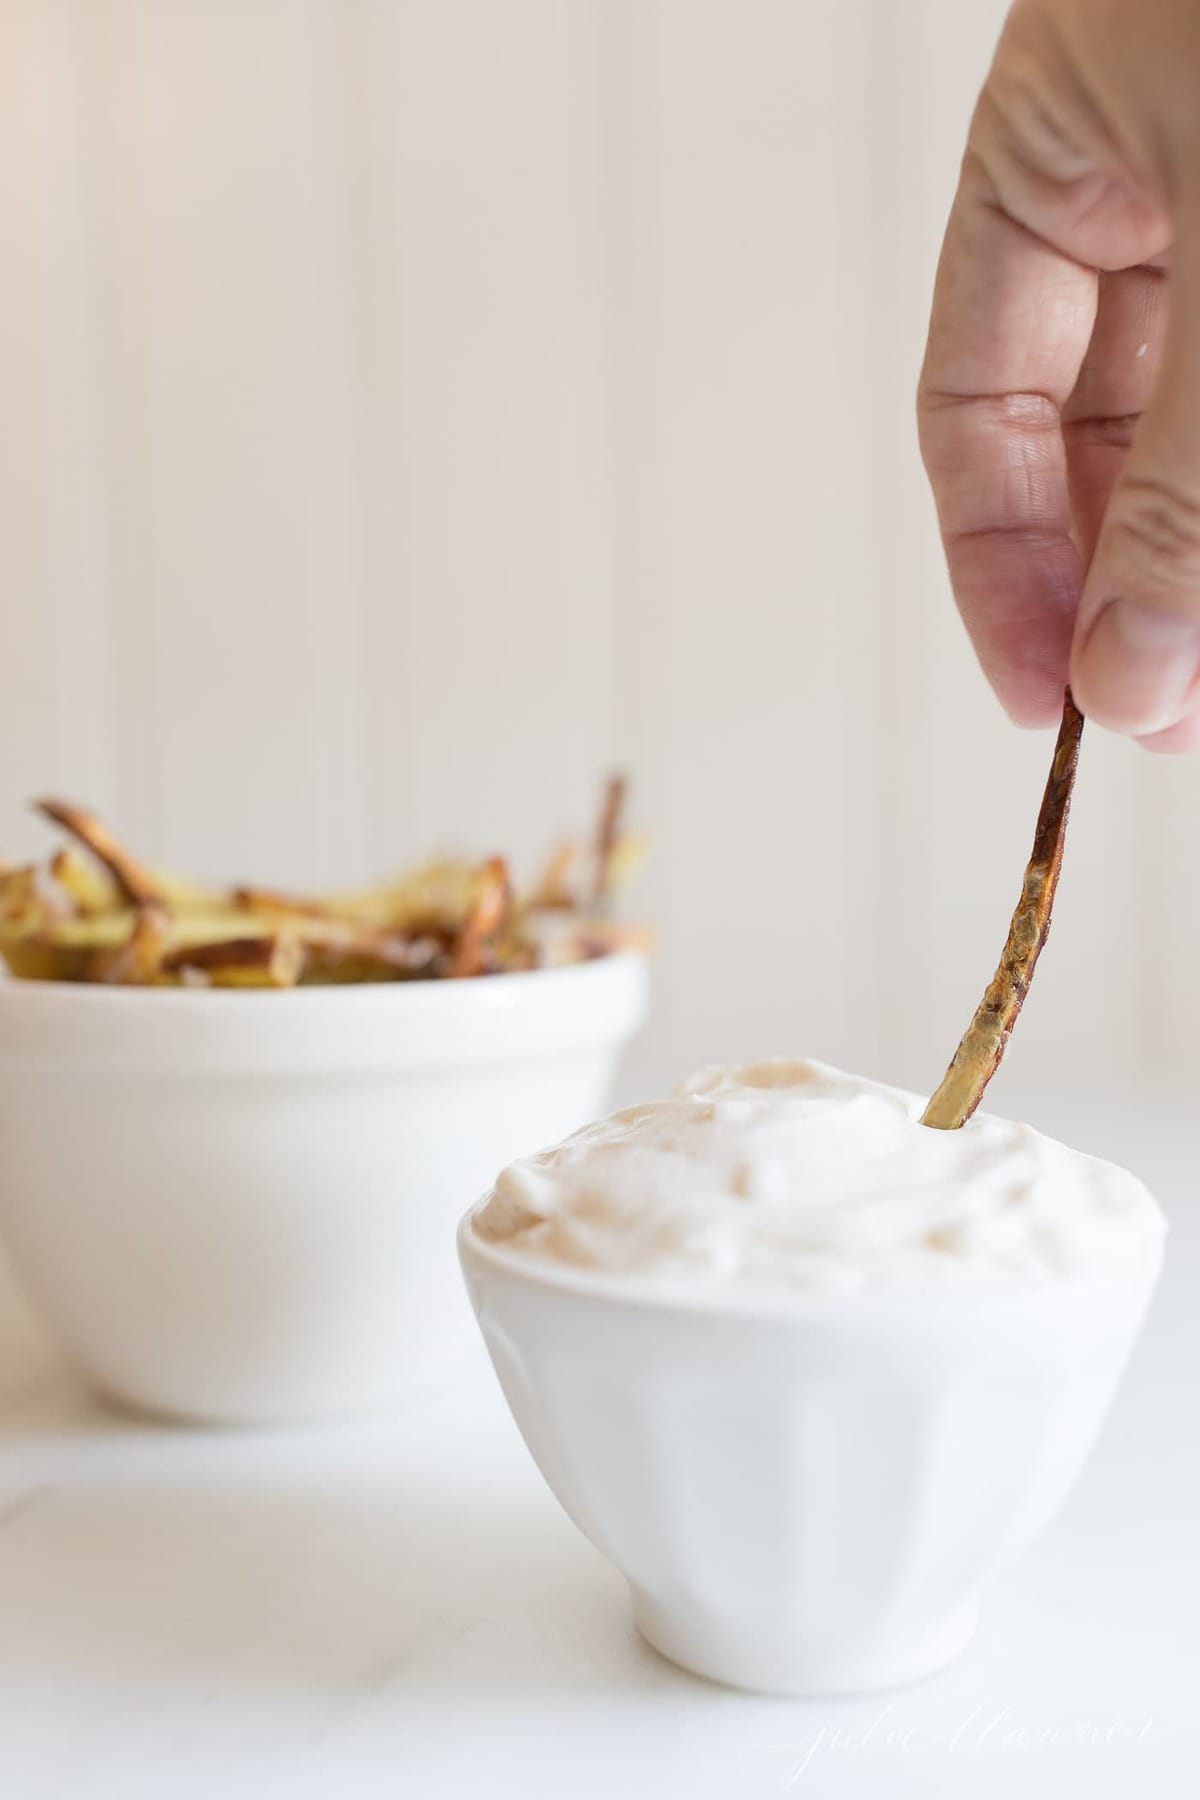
[163,934,307,989]
[51,848,121,916]
[921,694,1083,1131]
[450,858,511,978]
[0,864,42,925]
[591,773,627,913]
[2,775,644,986]
[88,905,172,985]
[529,840,579,911]
[232,886,333,919]
[36,799,161,908]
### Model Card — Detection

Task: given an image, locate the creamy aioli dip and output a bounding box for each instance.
[472,1060,1166,1292]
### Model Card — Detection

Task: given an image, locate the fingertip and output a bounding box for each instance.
[976,612,1076,729]
[945,532,1079,732]
[1071,597,1200,736]
[998,686,1072,730]
[1136,708,1200,754]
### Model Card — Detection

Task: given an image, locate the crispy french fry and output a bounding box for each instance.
[51,847,121,916]
[0,864,41,924]
[2,861,88,978]
[591,774,628,913]
[163,933,307,989]
[7,774,647,986]
[450,857,511,978]
[152,870,224,911]
[607,830,648,889]
[230,903,443,975]
[299,937,443,984]
[169,911,275,949]
[573,920,654,959]
[307,929,440,975]
[0,941,93,981]
[920,693,1084,1130]
[232,886,334,920]
[524,909,654,967]
[529,840,579,910]
[36,799,161,908]
[5,910,134,952]
[88,905,171,985]
[315,860,477,933]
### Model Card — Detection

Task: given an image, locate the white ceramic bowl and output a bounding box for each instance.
[0,953,647,1424]
[459,1215,1161,1695]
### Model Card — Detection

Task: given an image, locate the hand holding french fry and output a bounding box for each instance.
[919,0,1200,752]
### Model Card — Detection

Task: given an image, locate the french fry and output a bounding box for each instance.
[450,858,511,978]
[920,693,1084,1130]
[51,847,121,916]
[152,870,224,911]
[529,840,579,911]
[0,864,41,925]
[4,775,646,987]
[0,914,134,986]
[300,936,443,984]
[36,799,162,908]
[232,901,444,976]
[232,886,335,920]
[591,773,627,913]
[607,830,648,889]
[163,934,307,989]
[0,941,93,981]
[88,905,171,985]
[322,923,434,973]
[573,920,654,959]
[168,911,275,949]
[525,910,653,967]
[314,860,478,933]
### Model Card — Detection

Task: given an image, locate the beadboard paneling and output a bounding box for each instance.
[2,0,1198,1105]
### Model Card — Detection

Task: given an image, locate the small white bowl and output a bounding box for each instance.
[0,953,647,1424]
[459,1213,1161,1695]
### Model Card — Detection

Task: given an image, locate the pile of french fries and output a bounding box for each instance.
[0,779,647,988]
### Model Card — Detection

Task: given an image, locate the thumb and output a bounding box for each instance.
[1071,225,1200,738]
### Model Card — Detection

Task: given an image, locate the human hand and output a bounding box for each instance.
[918,0,1200,749]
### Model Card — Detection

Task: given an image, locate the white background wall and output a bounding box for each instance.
[3,0,1199,1120]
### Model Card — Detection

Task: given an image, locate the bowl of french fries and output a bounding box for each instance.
[0,782,648,1424]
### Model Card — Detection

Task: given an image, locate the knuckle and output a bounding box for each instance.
[916,389,1060,480]
[1063,412,1140,454]
[1108,472,1200,590]
[984,69,1092,186]
[976,3,1097,188]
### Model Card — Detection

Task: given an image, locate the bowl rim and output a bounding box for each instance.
[0,950,650,1073]
[0,947,648,1014]
[457,1200,1164,1323]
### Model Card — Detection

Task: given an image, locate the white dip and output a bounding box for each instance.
[473,1059,1166,1293]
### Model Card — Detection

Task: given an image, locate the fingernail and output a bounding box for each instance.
[1075,598,1200,734]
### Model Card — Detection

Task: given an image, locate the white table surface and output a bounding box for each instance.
[1,1098,1196,1800]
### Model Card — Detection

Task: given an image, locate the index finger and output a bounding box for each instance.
[918,149,1097,725]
